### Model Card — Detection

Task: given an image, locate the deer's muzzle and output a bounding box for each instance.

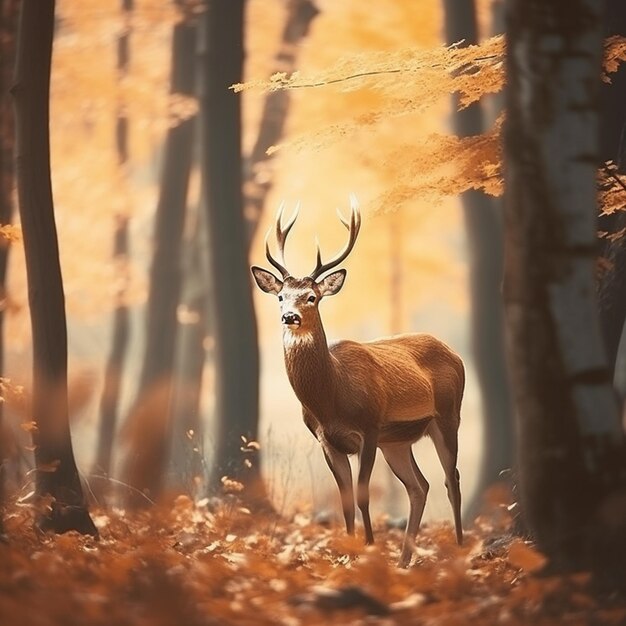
[281,312,301,328]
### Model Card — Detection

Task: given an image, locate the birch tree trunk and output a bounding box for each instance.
[12,0,95,534]
[504,0,626,575]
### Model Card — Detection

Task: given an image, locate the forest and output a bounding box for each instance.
[1,0,626,624]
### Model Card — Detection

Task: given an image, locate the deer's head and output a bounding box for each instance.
[251,196,361,334]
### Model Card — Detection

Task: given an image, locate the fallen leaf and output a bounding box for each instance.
[507,538,548,573]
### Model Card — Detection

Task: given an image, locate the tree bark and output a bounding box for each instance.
[442,0,513,515]
[597,1,626,390]
[120,18,196,506]
[201,0,267,506]
[12,0,95,534]
[169,207,208,495]
[0,0,19,534]
[504,0,626,576]
[244,0,319,245]
[92,0,133,484]
[168,18,214,496]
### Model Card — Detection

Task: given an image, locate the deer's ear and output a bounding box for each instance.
[251,266,283,295]
[317,269,346,297]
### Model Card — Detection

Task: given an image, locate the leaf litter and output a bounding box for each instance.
[0,493,625,626]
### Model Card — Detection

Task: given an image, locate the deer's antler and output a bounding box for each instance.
[309,194,361,280]
[265,201,299,279]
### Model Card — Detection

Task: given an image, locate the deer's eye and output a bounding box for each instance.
[278,295,283,302]
[307,295,316,303]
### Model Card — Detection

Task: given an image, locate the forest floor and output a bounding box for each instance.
[1,492,625,626]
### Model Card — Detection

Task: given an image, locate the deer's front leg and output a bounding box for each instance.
[322,443,355,535]
[357,432,377,545]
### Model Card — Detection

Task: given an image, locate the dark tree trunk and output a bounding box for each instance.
[599,1,626,169]
[0,0,19,533]
[12,0,95,535]
[169,210,208,495]
[120,18,196,506]
[93,219,130,480]
[504,0,626,578]
[92,0,133,485]
[597,1,626,388]
[136,20,196,397]
[0,0,18,321]
[168,23,212,496]
[201,0,267,506]
[245,0,319,245]
[442,0,513,515]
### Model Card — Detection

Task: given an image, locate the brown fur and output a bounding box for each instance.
[251,206,465,566]
[284,328,464,452]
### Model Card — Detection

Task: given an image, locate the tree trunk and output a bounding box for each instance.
[0,0,19,534]
[245,0,319,245]
[12,0,95,535]
[168,19,214,497]
[92,0,133,486]
[201,0,267,506]
[442,0,513,515]
[597,1,626,390]
[504,0,626,577]
[169,205,208,495]
[120,18,196,506]
[93,219,130,482]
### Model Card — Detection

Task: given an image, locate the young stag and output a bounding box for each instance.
[251,197,464,567]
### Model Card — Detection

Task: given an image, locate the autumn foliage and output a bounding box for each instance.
[1,0,626,624]
[236,34,626,214]
[1,492,625,626]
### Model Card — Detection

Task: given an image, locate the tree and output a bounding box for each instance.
[597,0,626,393]
[167,0,322,496]
[12,0,95,534]
[442,0,513,516]
[201,0,267,505]
[504,0,626,577]
[168,205,209,495]
[0,0,19,534]
[244,0,319,245]
[120,13,197,505]
[92,0,134,485]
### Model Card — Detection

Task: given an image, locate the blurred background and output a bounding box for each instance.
[3,0,506,524]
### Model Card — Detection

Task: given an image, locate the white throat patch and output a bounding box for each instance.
[283,330,314,350]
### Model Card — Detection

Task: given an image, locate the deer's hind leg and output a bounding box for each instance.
[356,433,377,545]
[380,442,429,568]
[429,418,462,545]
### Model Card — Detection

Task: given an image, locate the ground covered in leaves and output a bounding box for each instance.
[1,496,625,626]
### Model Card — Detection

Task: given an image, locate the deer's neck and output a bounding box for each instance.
[282,322,336,416]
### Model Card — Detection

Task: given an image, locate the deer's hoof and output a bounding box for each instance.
[398,550,413,569]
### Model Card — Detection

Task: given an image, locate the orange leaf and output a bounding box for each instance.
[507,538,548,573]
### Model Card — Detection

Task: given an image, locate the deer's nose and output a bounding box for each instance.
[281,312,301,327]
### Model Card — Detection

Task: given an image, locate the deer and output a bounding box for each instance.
[251,196,464,567]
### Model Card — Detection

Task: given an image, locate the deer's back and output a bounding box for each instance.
[329,333,464,423]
